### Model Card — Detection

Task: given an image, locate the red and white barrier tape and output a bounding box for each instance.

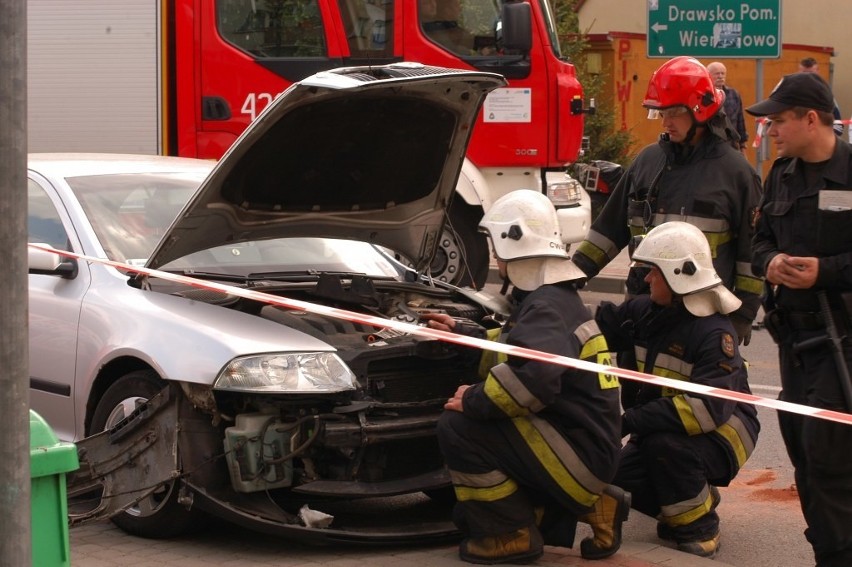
[29,243,852,426]
[753,117,852,147]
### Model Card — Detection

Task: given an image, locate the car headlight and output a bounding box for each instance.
[214,352,356,393]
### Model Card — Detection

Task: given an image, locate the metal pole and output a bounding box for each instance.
[755,59,765,177]
[0,0,32,565]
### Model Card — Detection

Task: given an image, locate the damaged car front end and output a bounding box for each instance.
[30,63,509,543]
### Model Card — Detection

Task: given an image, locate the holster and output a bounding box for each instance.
[763,308,787,345]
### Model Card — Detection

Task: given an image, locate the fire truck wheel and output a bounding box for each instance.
[90,369,208,539]
[433,199,489,289]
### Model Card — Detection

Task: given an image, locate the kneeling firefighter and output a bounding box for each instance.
[428,190,626,564]
[596,222,760,558]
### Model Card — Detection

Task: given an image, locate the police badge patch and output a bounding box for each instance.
[721,333,736,358]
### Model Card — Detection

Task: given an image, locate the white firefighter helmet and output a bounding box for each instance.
[632,221,741,316]
[479,190,586,291]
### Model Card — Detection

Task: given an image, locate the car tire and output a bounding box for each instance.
[90,369,206,539]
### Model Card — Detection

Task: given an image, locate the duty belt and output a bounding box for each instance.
[782,310,848,332]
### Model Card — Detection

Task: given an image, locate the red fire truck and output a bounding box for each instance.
[28,0,592,288]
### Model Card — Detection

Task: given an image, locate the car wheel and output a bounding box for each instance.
[90,369,205,538]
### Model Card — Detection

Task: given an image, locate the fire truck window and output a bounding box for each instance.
[217,0,327,58]
[337,0,394,58]
[420,0,499,57]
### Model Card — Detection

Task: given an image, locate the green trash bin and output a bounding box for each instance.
[30,410,79,567]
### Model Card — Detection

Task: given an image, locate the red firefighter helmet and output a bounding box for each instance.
[643,56,724,123]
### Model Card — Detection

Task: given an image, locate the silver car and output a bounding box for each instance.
[28,63,511,543]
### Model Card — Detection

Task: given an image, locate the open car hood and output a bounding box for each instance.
[147,63,506,272]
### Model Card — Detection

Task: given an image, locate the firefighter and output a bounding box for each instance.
[430,190,625,564]
[747,71,852,567]
[572,56,763,409]
[572,56,764,332]
[595,221,760,559]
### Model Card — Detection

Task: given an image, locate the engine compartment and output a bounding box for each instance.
[166,273,505,498]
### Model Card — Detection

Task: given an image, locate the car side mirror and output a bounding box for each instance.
[28,245,78,279]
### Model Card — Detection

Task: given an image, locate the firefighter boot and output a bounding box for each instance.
[677,530,721,558]
[657,485,721,541]
[459,526,544,565]
[579,485,631,559]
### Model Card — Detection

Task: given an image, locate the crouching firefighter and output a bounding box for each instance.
[427,190,625,564]
[595,222,760,559]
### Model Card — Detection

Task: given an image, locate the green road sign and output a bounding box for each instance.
[647,0,781,58]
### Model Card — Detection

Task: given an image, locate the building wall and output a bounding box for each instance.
[578,0,848,160]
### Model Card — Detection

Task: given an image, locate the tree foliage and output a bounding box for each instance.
[553,0,634,166]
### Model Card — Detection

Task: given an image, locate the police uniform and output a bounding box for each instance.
[596,296,759,544]
[437,282,621,541]
[752,139,852,567]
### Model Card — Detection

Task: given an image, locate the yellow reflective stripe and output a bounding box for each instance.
[576,239,609,268]
[654,366,688,397]
[483,374,529,417]
[677,394,717,433]
[714,415,755,468]
[450,469,510,487]
[673,395,703,435]
[491,363,545,413]
[575,319,601,346]
[703,232,732,258]
[579,334,619,390]
[654,353,694,378]
[583,230,620,262]
[661,485,714,526]
[634,346,647,374]
[478,327,506,380]
[512,415,604,507]
[735,274,764,295]
[453,476,519,502]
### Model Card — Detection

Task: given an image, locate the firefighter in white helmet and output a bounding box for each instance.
[595,221,760,558]
[425,190,625,564]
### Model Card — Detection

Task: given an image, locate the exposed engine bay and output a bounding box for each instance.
[70,273,509,542]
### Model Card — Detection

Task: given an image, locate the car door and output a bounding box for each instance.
[28,173,91,441]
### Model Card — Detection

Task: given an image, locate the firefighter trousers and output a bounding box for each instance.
[613,431,734,542]
[437,411,608,543]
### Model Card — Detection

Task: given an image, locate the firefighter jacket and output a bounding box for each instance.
[596,297,760,472]
[752,138,852,312]
[462,282,623,498]
[573,132,764,321]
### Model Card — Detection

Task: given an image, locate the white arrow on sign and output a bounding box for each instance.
[651,22,668,32]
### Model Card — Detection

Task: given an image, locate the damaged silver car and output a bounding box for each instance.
[27,63,513,543]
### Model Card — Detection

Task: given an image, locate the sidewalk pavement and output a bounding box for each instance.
[70,518,734,567]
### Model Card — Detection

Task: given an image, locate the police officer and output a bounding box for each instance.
[747,72,852,567]
[432,190,625,564]
[596,221,760,559]
[572,56,763,349]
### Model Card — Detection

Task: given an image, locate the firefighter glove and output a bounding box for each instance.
[730,314,752,346]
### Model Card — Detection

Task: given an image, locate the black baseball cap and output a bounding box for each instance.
[746,72,835,116]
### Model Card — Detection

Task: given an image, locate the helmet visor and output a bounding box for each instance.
[647,106,690,120]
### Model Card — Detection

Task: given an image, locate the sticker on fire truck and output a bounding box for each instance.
[483,88,532,123]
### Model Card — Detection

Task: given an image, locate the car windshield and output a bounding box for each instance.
[67,172,401,278]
